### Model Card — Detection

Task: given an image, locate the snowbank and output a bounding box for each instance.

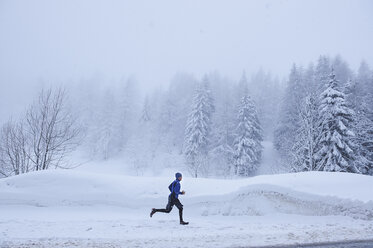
[1,170,373,247]
[1,170,372,214]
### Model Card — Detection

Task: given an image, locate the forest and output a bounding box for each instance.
[0,55,372,178]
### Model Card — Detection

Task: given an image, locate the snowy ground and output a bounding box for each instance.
[1,168,373,247]
[256,141,281,175]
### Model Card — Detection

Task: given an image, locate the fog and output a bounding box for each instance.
[1,0,373,177]
[1,0,372,122]
[2,2,373,244]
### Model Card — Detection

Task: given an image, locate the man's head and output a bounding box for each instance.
[175,172,182,181]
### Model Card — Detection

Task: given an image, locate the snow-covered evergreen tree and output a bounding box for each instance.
[332,55,352,86]
[249,69,282,140]
[315,71,358,173]
[236,71,249,100]
[209,73,236,177]
[315,55,331,93]
[291,94,319,172]
[92,89,117,160]
[156,73,197,154]
[293,64,319,172]
[352,113,373,175]
[184,76,214,177]
[233,89,263,176]
[117,78,140,153]
[346,62,373,175]
[303,63,317,95]
[356,61,373,119]
[274,64,305,166]
[140,96,151,123]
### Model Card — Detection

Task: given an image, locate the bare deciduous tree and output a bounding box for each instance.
[25,88,80,170]
[0,120,31,176]
[0,87,81,177]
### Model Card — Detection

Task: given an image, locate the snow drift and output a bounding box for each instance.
[1,170,372,219]
[1,169,373,247]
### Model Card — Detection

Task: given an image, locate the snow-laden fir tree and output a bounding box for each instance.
[127,95,156,175]
[184,76,214,177]
[157,73,197,154]
[92,89,117,160]
[291,64,319,172]
[332,55,352,86]
[209,93,235,177]
[235,71,249,101]
[249,69,282,139]
[315,71,359,173]
[357,63,373,175]
[352,113,373,175]
[315,55,331,93]
[345,62,373,175]
[291,93,319,172]
[233,89,263,176]
[274,64,304,166]
[140,96,151,122]
[209,74,236,177]
[117,78,140,152]
[303,63,317,95]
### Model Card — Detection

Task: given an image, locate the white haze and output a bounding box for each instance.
[0,0,373,122]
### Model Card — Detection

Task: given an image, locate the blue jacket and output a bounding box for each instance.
[168,179,183,199]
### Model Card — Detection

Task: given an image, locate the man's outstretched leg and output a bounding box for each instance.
[150,207,171,217]
[150,196,173,217]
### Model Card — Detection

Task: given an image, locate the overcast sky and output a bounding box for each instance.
[0,0,373,121]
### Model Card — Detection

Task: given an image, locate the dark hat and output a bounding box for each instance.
[175,172,182,179]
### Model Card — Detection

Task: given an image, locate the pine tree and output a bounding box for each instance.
[117,78,140,152]
[360,63,373,175]
[274,64,304,166]
[157,73,197,154]
[291,94,319,172]
[353,113,373,175]
[356,61,373,119]
[210,126,235,176]
[184,76,214,177]
[249,69,281,139]
[236,71,249,100]
[209,75,236,177]
[304,63,317,95]
[315,71,358,173]
[332,55,352,86]
[347,62,373,175]
[315,55,331,94]
[140,96,151,122]
[210,96,235,176]
[94,89,117,160]
[233,90,263,176]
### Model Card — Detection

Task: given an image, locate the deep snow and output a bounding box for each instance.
[1,169,373,247]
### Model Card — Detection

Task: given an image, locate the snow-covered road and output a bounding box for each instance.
[2,211,373,248]
[300,241,373,248]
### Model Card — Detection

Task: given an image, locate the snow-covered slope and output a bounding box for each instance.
[1,170,373,247]
[1,170,372,211]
